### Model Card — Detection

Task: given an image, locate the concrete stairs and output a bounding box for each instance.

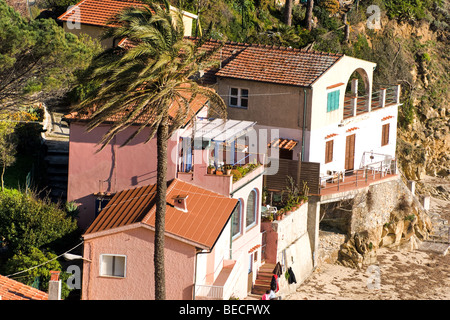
[251,263,275,296]
[42,111,70,203]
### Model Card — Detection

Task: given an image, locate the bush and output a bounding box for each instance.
[0,189,77,253]
[3,246,73,299]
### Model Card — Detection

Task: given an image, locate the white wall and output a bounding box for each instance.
[308,104,398,175]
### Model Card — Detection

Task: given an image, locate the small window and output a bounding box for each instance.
[327,90,340,112]
[246,189,257,229]
[229,87,249,108]
[381,123,390,146]
[231,200,242,238]
[100,254,126,278]
[325,140,334,164]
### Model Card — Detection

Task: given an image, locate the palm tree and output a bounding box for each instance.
[76,1,226,300]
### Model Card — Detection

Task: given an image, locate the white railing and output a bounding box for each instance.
[195,285,224,300]
[194,251,244,300]
[319,158,397,192]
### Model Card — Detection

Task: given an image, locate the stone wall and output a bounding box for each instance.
[261,202,314,296]
[337,177,434,268]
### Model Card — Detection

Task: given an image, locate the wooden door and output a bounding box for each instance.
[345,134,355,171]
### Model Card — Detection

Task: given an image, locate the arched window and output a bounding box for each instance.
[246,189,257,229]
[231,199,242,238]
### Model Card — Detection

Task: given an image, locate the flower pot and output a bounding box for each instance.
[226,169,232,175]
[216,170,223,175]
[207,167,215,174]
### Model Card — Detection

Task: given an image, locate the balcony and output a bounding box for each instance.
[343,85,401,119]
[195,252,244,300]
[319,154,398,197]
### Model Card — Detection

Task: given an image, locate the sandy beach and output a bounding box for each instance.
[286,176,450,300]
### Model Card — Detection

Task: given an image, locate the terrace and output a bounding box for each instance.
[343,85,401,119]
[177,118,266,194]
[319,152,399,197]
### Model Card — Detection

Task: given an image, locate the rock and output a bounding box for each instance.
[402,220,415,241]
[380,233,396,247]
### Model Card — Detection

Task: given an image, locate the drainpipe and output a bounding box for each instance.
[301,88,308,162]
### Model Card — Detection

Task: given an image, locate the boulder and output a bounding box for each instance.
[380,233,396,247]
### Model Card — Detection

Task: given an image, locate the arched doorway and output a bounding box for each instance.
[343,68,371,119]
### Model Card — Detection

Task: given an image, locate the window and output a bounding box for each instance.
[325,140,334,164]
[231,200,242,238]
[327,90,340,112]
[100,254,126,278]
[246,189,257,229]
[229,87,249,108]
[381,123,390,146]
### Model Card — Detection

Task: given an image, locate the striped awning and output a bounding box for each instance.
[268,138,298,151]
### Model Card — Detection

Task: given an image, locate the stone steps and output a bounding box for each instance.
[251,263,275,296]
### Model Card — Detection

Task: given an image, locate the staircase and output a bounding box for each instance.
[42,110,70,203]
[251,263,275,296]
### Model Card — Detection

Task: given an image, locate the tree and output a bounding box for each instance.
[0,114,17,191]
[0,0,100,110]
[284,0,293,26]
[3,246,73,299]
[305,0,314,30]
[0,189,77,253]
[76,0,226,299]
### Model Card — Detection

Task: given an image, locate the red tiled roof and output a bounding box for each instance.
[268,138,298,151]
[0,275,48,300]
[182,37,343,87]
[64,88,209,125]
[58,0,197,28]
[85,179,238,249]
[58,0,147,27]
[215,45,343,87]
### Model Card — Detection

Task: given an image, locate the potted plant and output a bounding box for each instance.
[207,165,215,174]
[216,167,223,175]
[225,165,232,175]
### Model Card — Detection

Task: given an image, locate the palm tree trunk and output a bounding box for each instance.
[284,0,293,26]
[154,119,169,300]
[305,0,314,31]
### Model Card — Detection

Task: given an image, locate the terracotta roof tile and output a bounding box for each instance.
[64,88,209,125]
[58,0,147,27]
[0,275,49,300]
[85,179,238,249]
[215,45,343,87]
[118,37,343,87]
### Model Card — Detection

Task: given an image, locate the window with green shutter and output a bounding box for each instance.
[327,90,340,112]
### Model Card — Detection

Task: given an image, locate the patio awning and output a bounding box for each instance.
[268,138,298,151]
[181,118,256,143]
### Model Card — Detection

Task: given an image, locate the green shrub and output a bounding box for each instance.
[0,189,77,253]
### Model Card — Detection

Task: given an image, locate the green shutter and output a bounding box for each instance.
[327,90,340,112]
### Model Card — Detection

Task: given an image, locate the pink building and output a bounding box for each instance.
[81,179,238,300]
[66,99,268,299]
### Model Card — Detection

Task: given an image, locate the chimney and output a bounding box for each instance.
[48,271,61,300]
[173,195,188,212]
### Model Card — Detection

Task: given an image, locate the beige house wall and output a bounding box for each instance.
[217,78,312,130]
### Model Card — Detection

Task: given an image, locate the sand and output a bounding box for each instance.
[286,176,450,300]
